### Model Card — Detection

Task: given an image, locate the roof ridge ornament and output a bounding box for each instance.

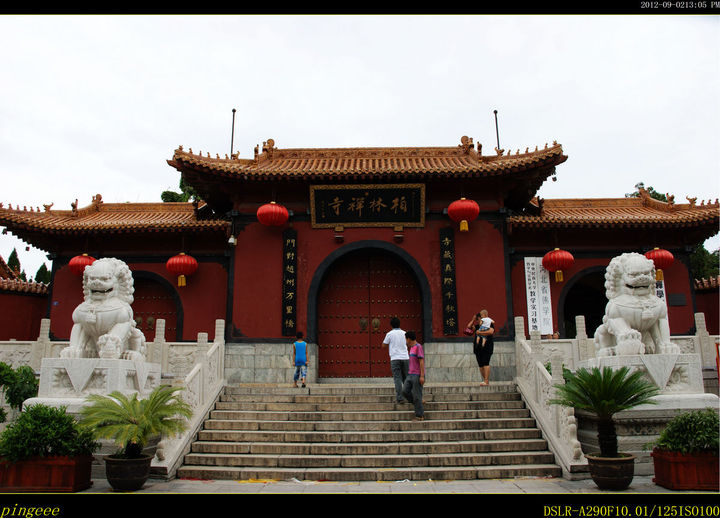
[262,139,276,160]
[459,136,474,154]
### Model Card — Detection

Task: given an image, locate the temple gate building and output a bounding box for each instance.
[0,136,717,380]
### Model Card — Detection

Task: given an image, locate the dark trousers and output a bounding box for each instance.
[390,359,409,402]
[402,374,424,417]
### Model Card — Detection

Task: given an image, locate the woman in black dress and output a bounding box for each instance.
[473,320,494,385]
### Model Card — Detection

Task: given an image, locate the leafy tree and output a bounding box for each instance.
[6,249,26,281]
[34,263,51,284]
[689,244,719,280]
[0,363,39,423]
[161,178,198,203]
[625,181,667,202]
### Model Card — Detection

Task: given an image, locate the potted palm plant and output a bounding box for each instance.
[649,408,719,490]
[80,385,192,491]
[550,365,660,490]
[0,404,99,492]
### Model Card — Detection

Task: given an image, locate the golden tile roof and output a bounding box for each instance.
[0,254,15,279]
[0,195,228,235]
[0,255,48,294]
[168,137,568,180]
[509,190,719,230]
[695,276,719,291]
[0,277,49,294]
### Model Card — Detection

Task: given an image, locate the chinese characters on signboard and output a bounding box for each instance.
[440,227,459,335]
[282,228,298,336]
[655,279,667,306]
[310,184,425,228]
[524,257,553,335]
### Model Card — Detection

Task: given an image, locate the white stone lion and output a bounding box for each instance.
[60,258,146,362]
[593,252,680,357]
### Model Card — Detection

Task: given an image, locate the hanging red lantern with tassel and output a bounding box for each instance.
[645,247,674,281]
[257,201,289,227]
[542,248,575,282]
[69,253,96,276]
[166,252,198,287]
[447,198,480,232]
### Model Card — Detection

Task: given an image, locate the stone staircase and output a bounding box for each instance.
[176,382,562,481]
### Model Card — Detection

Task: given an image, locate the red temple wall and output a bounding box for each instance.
[696,290,719,335]
[0,291,47,341]
[231,217,509,340]
[49,261,227,342]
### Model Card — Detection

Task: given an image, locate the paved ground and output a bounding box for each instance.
[81,475,717,494]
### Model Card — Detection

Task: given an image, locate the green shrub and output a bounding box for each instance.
[550,366,660,457]
[651,408,719,454]
[80,385,192,458]
[0,404,99,463]
[0,363,39,421]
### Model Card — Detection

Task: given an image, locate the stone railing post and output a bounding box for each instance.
[153,319,170,374]
[694,313,715,369]
[575,315,594,362]
[550,352,564,434]
[197,332,209,363]
[214,319,225,346]
[514,316,526,343]
[30,319,53,371]
[530,328,542,355]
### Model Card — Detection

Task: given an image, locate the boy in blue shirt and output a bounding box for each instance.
[292,332,307,388]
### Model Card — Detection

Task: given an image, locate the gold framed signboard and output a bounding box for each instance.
[310,184,425,228]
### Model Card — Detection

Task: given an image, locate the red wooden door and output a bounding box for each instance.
[131,278,178,342]
[317,250,423,378]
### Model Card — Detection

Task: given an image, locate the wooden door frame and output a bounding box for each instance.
[307,240,432,344]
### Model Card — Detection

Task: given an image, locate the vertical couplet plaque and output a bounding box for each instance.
[282,228,298,336]
[440,227,458,335]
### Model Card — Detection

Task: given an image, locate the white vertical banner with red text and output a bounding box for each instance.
[524,257,553,336]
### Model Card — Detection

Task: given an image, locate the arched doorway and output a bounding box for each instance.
[131,273,181,342]
[316,249,424,378]
[560,267,606,338]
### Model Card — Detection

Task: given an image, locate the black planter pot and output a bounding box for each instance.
[104,454,153,492]
[585,453,636,491]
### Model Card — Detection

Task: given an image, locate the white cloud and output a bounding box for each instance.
[1,14,718,276]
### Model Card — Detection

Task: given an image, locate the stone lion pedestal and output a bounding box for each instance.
[21,258,165,478]
[22,358,164,479]
[24,358,162,414]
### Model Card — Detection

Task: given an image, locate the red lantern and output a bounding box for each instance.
[447,198,480,232]
[645,247,674,281]
[69,254,96,276]
[542,248,575,282]
[257,201,289,227]
[166,252,198,287]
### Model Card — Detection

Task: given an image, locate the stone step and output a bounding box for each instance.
[182,450,556,468]
[214,400,526,411]
[176,464,563,481]
[197,427,544,444]
[191,438,550,455]
[201,417,538,432]
[208,408,531,422]
[178,382,561,482]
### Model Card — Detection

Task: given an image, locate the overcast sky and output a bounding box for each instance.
[1,15,718,279]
